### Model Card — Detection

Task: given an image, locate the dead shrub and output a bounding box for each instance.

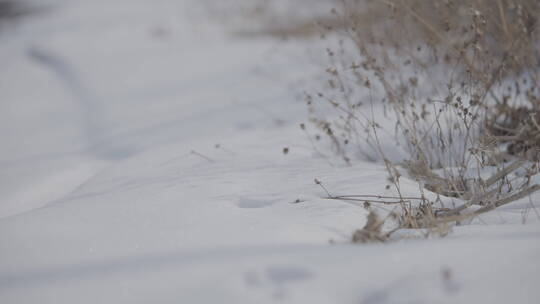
[303,0,540,238]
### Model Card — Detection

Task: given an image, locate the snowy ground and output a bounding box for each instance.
[1,0,539,303]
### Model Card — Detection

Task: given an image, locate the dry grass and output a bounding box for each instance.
[300,0,540,240]
[223,0,540,241]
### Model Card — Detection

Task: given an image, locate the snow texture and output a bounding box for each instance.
[0,0,539,303]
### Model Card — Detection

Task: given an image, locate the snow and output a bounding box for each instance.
[0,0,539,303]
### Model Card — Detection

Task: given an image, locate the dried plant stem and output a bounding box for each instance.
[484,159,525,187]
[474,184,540,214]
[327,197,410,205]
[190,150,214,163]
[331,194,424,200]
[438,184,540,223]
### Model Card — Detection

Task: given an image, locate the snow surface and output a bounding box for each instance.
[0,0,539,303]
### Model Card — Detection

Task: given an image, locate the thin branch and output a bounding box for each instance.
[190,150,214,163]
[331,194,424,200]
[484,159,525,187]
[474,184,540,214]
[326,196,410,205]
[437,184,540,223]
